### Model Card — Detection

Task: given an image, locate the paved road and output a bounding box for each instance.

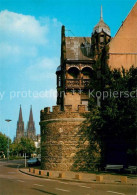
[0,160,136,195]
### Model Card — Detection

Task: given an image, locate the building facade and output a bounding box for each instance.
[40,4,137,171]
[56,6,111,111]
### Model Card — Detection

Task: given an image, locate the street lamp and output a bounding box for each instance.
[5,119,12,161]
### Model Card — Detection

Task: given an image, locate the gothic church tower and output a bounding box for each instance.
[27,106,36,140]
[16,105,24,140]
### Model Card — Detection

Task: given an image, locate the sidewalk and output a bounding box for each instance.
[19,168,137,185]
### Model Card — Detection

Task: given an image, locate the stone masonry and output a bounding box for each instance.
[40,105,89,171]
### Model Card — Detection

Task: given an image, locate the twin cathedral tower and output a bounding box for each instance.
[16,105,36,140]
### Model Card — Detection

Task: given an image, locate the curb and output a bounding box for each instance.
[19,169,136,186]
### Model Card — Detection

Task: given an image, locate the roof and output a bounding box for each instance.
[93,6,110,36]
[109,2,137,54]
[109,2,137,69]
[56,65,61,72]
[65,37,92,61]
[93,18,110,35]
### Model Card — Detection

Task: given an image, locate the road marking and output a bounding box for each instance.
[80,185,91,189]
[8,172,15,174]
[44,179,56,182]
[33,184,43,187]
[69,182,85,185]
[107,191,125,195]
[17,180,24,183]
[55,188,70,192]
[58,181,69,184]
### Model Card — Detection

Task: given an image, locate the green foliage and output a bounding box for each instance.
[10,141,20,156]
[75,44,137,170]
[89,57,137,167]
[19,137,35,155]
[73,112,101,171]
[0,132,11,157]
[11,137,36,157]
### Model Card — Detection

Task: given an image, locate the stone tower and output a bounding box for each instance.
[40,6,111,171]
[27,106,36,140]
[16,105,24,140]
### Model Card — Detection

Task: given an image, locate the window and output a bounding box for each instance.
[57,75,61,87]
[81,100,89,111]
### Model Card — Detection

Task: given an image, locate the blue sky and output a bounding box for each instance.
[0,0,136,140]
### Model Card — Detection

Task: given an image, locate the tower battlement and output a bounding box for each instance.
[40,105,89,121]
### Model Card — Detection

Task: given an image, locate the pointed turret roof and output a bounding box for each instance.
[93,6,110,36]
[18,105,23,122]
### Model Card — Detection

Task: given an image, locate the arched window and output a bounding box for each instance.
[68,67,80,79]
[81,67,93,79]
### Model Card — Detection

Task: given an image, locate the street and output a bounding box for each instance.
[0,160,136,195]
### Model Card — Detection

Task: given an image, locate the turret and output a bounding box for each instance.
[91,6,111,57]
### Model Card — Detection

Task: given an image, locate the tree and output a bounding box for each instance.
[98,66,137,167]
[75,45,137,171]
[18,137,36,157]
[10,141,20,156]
[0,132,11,158]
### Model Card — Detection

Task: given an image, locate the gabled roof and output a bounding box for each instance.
[109,2,137,54]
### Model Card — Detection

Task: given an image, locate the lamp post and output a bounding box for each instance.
[5,119,12,161]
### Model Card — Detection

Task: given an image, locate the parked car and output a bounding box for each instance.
[105,164,124,172]
[124,166,137,174]
[27,158,41,167]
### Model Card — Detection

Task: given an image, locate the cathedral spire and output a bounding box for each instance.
[101,5,103,20]
[16,105,24,140]
[29,105,33,123]
[27,105,36,140]
[19,105,23,122]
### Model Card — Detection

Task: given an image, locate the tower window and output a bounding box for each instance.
[100,35,104,43]
[58,75,61,87]
[68,67,80,79]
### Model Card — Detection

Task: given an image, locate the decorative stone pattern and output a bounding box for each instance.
[40,105,88,171]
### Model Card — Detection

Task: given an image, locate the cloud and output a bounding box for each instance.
[26,57,59,81]
[0,10,48,66]
[0,10,48,45]
[0,10,62,83]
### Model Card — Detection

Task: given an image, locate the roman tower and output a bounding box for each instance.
[16,105,24,140]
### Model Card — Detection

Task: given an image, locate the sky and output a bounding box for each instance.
[0,0,136,140]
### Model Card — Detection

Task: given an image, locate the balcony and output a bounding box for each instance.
[65,79,90,89]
